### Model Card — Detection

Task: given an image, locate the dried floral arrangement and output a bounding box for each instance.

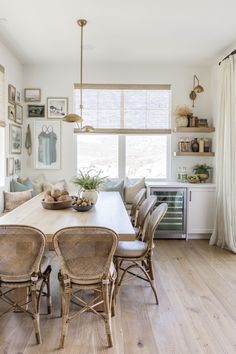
[174,105,192,117]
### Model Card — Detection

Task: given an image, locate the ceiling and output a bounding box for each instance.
[0,0,236,65]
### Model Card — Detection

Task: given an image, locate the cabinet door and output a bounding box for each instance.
[188,188,216,234]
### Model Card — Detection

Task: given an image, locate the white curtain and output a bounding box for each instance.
[210,55,236,252]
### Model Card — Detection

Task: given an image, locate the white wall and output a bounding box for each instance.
[22,62,213,183]
[0,40,23,212]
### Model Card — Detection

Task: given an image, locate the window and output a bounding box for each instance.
[74,84,171,179]
[0,65,5,187]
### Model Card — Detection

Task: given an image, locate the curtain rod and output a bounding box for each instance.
[219,49,236,65]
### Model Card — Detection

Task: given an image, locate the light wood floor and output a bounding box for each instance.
[1,240,236,354]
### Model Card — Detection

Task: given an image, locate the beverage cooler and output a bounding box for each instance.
[149,187,187,239]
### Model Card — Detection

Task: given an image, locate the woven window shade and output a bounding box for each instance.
[73,84,171,134]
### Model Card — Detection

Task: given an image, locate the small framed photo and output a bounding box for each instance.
[24,88,41,102]
[8,84,16,104]
[28,104,45,118]
[14,158,21,175]
[15,103,23,124]
[6,157,14,176]
[47,97,68,119]
[9,124,22,154]
[8,105,15,121]
[16,90,21,103]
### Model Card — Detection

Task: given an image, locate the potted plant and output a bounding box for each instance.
[71,169,106,204]
[192,164,212,183]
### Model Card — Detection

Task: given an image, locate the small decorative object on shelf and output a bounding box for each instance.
[177,167,188,182]
[199,138,204,153]
[187,175,200,183]
[71,169,106,205]
[198,118,208,127]
[192,164,213,183]
[174,105,192,127]
[191,138,199,152]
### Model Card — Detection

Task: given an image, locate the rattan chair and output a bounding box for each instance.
[53,226,118,349]
[130,188,146,227]
[135,195,157,240]
[115,203,168,304]
[0,225,52,344]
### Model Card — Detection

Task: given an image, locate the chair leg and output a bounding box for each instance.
[110,280,116,317]
[59,288,71,349]
[135,261,159,305]
[31,284,42,344]
[46,276,52,314]
[147,252,154,281]
[102,283,113,347]
[114,257,120,297]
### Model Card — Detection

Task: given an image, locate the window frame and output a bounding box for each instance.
[74,83,172,180]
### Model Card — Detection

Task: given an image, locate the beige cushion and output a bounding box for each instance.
[32,174,46,195]
[124,178,145,204]
[71,262,116,285]
[43,179,67,192]
[3,190,32,212]
[115,240,147,258]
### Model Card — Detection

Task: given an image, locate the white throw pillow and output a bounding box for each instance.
[124,178,145,204]
[43,179,67,191]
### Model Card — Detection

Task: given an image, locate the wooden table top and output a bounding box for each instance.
[0,191,135,241]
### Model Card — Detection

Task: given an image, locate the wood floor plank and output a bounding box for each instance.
[1,241,236,353]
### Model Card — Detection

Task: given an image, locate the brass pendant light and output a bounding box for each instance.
[63,19,94,131]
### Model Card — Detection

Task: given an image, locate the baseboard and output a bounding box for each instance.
[188,233,211,240]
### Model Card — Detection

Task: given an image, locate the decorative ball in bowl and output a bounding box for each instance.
[187,175,200,184]
[41,189,72,210]
[72,196,94,212]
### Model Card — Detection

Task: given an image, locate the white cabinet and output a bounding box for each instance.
[187,188,216,235]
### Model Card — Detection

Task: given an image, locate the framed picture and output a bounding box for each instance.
[28,104,45,118]
[47,97,68,119]
[34,120,61,169]
[16,90,21,103]
[15,103,23,124]
[9,124,22,154]
[24,88,41,102]
[6,157,14,176]
[14,158,21,175]
[8,84,16,104]
[8,105,15,121]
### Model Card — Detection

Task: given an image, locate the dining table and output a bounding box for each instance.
[0,191,135,243]
[0,191,135,308]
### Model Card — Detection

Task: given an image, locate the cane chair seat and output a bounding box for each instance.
[71,262,116,285]
[115,240,148,258]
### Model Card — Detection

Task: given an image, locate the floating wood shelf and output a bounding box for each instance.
[174,152,215,157]
[173,127,215,133]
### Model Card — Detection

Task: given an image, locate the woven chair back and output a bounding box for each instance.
[136,195,157,230]
[53,227,118,282]
[130,188,146,222]
[144,203,168,249]
[0,225,46,282]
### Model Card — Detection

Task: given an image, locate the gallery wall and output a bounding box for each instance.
[22,61,214,184]
[0,40,23,212]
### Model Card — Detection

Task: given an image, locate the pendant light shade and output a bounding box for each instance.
[63,113,82,123]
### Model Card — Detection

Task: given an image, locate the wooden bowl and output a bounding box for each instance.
[72,204,94,212]
[41,199,72,210]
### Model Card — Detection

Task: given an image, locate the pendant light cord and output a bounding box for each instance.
[80,23,83,119]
